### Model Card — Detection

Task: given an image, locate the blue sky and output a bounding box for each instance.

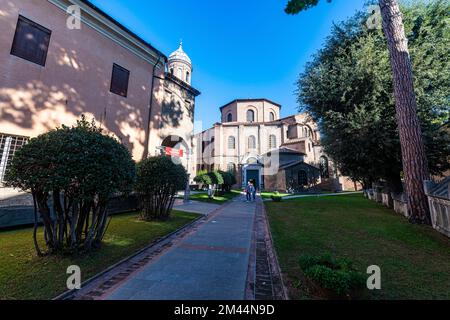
[90,0,367,130]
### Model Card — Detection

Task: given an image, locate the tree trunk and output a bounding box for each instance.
[378,0,430,224]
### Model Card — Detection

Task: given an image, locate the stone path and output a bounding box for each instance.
[101,195,255,300]
[173,199,221,215]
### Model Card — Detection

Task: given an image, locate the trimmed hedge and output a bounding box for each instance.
[299,253,365,297]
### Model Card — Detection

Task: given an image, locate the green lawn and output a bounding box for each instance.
[0,210,200,300]
[188,190,241,204]
[265,194,450,300]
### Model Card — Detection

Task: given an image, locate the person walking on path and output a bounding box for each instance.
[251,182,257,202]
[245,181,253,202]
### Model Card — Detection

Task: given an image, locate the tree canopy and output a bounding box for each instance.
[135,156,188,221]
[296,0,450,190]
[285,0,331,14]
[5,116,136,254]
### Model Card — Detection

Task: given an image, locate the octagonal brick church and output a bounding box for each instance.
[193,99,359,192]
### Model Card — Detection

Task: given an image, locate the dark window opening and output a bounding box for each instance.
[269,112,275,121]
[247,109,255,122]
[110,63,130,97]
[287,125,298,139]
[11,15,51,66]
[320,156,330,179]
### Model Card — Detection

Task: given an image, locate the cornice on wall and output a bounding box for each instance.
[47,0,165,68]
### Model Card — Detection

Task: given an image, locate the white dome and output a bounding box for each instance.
[168,41,192,66]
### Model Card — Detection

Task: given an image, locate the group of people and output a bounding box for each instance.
[245,181,257,202]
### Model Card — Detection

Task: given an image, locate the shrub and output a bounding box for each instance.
[271,195,282,202]
[5,116,135,255]
[194,170,212,187]
[135,156,187,221]
[219,170,237,192]
[298,253,365,297]
[208,171,224,186]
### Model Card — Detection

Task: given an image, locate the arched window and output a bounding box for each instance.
[248,135,256,149]
[228,136,236,149]
[227,163,236,173]
[269,135,277,149]
[247,109,255,122]
[298,170,308,186]
[186,71,190,83]
[269,112,275,121]
[320,156,329,179]
[170,68,174,75]
[227,113,233,122]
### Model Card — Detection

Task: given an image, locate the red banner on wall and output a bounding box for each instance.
[164,147,183,158]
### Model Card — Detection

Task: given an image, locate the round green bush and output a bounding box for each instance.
[194,170,212,186]
[5,116,135,254]
[298,253,365,297]
[219,170,237,191]
[135,156,188,221]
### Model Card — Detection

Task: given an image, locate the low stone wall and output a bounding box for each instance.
[0,193,140,229]
[365,189,375,201]
[391,192,409,218]
[373,190,383,203]
[365,180,450,239]
[381,192,393,208]
[424,179,450,238]
[427,196,450,238]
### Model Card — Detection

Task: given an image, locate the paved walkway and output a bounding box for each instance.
[105,195,257,300]
[173,199,221,215]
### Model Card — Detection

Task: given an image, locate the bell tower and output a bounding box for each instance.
[168,40,192,85]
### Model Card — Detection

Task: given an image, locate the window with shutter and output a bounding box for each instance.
[228,136,236,149]
[269,135,277,149]
[248,136,256,150]
[110,63,130,97]
[11,16,51,66]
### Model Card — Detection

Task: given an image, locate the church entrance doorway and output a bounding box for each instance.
[246,170,260,189]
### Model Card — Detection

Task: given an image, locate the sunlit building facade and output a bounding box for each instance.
[0,0,200,182]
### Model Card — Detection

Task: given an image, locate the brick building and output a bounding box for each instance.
[194,99,359,192]
[0,0,200,182]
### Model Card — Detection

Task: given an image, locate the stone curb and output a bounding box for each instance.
[259,200,289,300]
